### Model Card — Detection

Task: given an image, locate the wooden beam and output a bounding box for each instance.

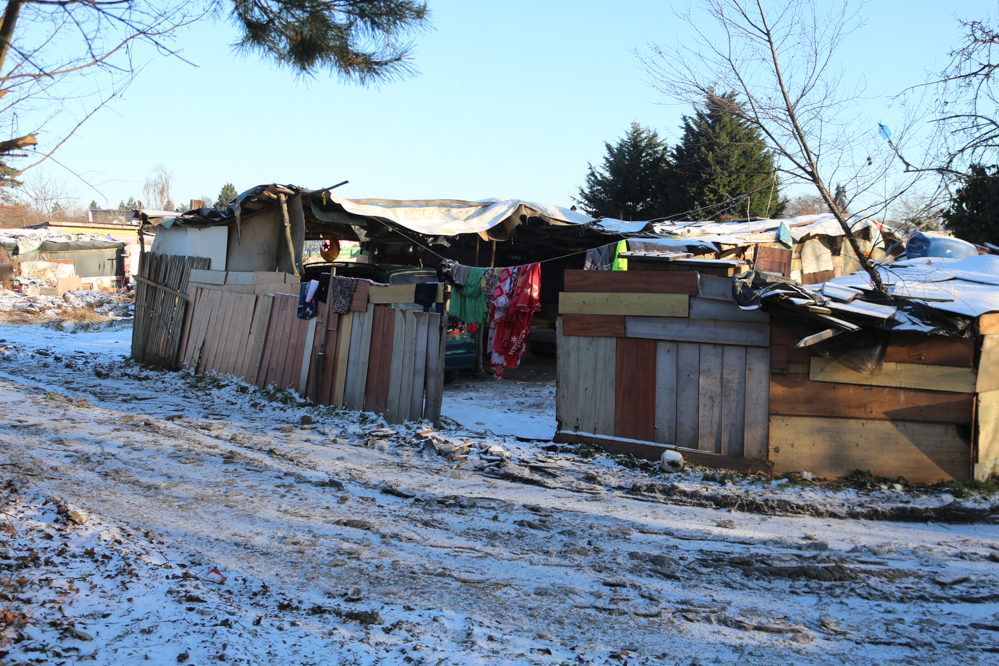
[134,275,188,301]
[809,357,976,394]
[625,316,770,347]
[563,269,698,295]
[559,292,688,317]
[561,314,625,338]
[887,332,974,368]
[769,415,970,483]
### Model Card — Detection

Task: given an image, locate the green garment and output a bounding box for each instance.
[449,266,487,323]
[611,239,629,271]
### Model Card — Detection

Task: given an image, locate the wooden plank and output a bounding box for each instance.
[219,293,248,376]
[675,342,700,449]
[397,311,416,420]
[180,287,206,369]
[253,271,286,284]
[350,280,370,312]
[333,312,354,407]
[231,294,259,380]
[345,305,375,410]
[886,332,974,368]
[689,296,769,323]
[979,312,999,335]
[409,313,429,420]
[268,295,298,388]
[614,337,657,441]
[591,336,617,435]
[278,301,306,389]
[787,362,810,374]
[225,271,254,286]
[255,297,284,387]
[720,345,747,457]
[698,344,724,453]
[770,373,974,423]
[423,314,444,425]
[744,346,770,460]
[975,391,999,481]
[555,319,576,431]
[203,291,236,374]
[561,314,625,338]
[697,275,735,302]
[385,308,407,423]
[769,415,970,483]
[977,335,999,393]
[573,336,599,434]
[297,318,319,394]
[552,431,774,475]
[801,269,835,285]
[210,289,239,374]
[243,296,272,384]
[810,357,976,394]
[253,283,299,295]
[191,288,222,370]
[560,292,688,317]
[368,283,444,304]
[563,269,698,295]
[654,341,678,446]
[755,246,792,277]
[770,344,788,369]
[176,284,199,367]
[625,316,770,347]
[190,269,226,285]
[364,306,396,415]
[821,283,862,302]
[318,315,340,405]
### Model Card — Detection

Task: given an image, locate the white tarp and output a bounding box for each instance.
[326,195,595,236]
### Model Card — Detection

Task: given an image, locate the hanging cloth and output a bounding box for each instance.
[488,263,540,379]
[611,239,629,271]
[297,280,320,320]
[584,242,616,270]
[449,265,487,323]
[327,276,358,315]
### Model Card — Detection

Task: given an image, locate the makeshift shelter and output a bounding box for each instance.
[0,228,127,289]
[554,252,999,484]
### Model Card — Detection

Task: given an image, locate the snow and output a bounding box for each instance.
[1,321,998,665]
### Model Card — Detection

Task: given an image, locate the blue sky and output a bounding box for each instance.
[20,0,998,212]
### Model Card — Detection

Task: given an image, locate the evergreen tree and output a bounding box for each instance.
[0,160,22,205]
[214,183,239,211]
[575,123,671,220]
[943,164,999,245]
[668,92,783,220]
[89,200,99,210]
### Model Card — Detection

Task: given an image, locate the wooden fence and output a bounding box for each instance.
[175,268,446,425]
[131,253,211,367]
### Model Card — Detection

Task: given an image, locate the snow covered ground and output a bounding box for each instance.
[1,322,998,666]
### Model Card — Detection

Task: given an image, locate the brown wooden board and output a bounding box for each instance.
[563,269,698,295]
[268,295,297,387]
[885,332,974,367]
[976,390,999,481]
[284,313,310,390]
[979,335,999,393]
[810,357,976,393]
[801,269,835,285]
[614,337,657,442]
[349,280,370,312]
[770,344,788,369]
[364,306,397,415]
[756,246,792,277]
[675,342,700,449]
[770,373,974,423]
[243,295,272,384]
[561,314,625,338]
[319,314,341,405]
[769,415,970,483]
[256,296,285,388]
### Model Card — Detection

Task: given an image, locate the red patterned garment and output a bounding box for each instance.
[487,263,541,378]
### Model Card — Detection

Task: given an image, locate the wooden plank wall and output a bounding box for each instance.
[768,321,975,483]
[975,332,999,481]
[175,272,447,425]
[132,253,211,368]
[555,269,771,466]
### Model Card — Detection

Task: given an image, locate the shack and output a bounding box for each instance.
[554,253,999,484]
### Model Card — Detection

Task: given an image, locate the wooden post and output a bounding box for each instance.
[278,193,300,277]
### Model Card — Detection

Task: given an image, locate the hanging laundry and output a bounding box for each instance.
[611,239,629,271]
[449,265,487,323]
[584,243,616,270]
[327,276,358,314]
[414,283,439,310]
[436,259,471,287]
[488,263,540,379]
[297,280,321,320]
[482,267,501,299]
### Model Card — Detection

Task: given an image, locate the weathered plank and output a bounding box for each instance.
[385,308,407,423]
[255,295,284,388]
[344,305,374,410]
[563,269,698,295]
[675,342,700,449]
[350,280,370,312]
[397,310,416,421]
[369,284,444,304]
[689,296,769,323]
[809,357,976,394]
[770,373,974,423]
[190,269,226,285]
[720,345,747,457]
[743,346,770,460]
[561,314,625,338]
[625,316,769,347]
[591,336,618,436]
[332,312,354,407]
[409,313,430,420]
[698,344,724,453]
[614,337,657,442]
[769,415,970,483]
[364,306,396,415]
[573,336,599,434]
[559,292,689,317]
[697,275,735,302]
[297,318,319,395]
[755,246,792,277]
[555,318,575,431]
[242,295,272,385]
[976,390,999,482]
[770,344,788,369]
[886,332,975,368]
[654,341,678,446]
[318,314,340,405]
[976,335,999,393]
